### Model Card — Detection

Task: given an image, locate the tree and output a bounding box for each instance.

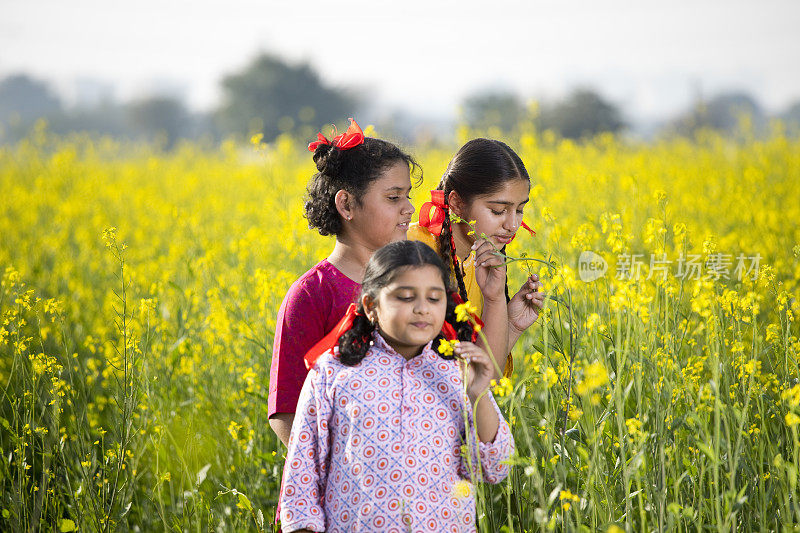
[670,92,764,136]
[538,88,624,139]
[779,100,800,134]
[0,74,63,141]
[461,92,526,132]
[126,96,190,148]
[215,53,358,141]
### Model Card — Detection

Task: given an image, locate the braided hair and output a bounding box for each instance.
[338,240,474,366]
[304,136,420,236]
[435,138,531,303]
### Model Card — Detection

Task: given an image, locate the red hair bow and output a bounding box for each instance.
[307,117,365,152]
[304,303,362,369]
[419,190,448,237]
[507,221,536,244]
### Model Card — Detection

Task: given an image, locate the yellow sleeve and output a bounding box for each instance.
[407,223,438,251]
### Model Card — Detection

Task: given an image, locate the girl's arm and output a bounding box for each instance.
[455,343,515,484]
[268,414,294,448]
[279,365,332,533]
[472,241,510,378]
[269,279,329,446]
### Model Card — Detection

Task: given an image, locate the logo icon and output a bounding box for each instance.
[579,251,607,282]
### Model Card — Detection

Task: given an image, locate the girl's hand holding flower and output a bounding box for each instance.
[454,341,495,402]
[472,238,507,303]
[508,273,545,334]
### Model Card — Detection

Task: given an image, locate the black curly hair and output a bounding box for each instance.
[304,135,421,236]
[436,138,530,303]
[338,240,474,366]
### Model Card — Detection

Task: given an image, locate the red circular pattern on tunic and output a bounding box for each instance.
[403,484,414,497]
[388,498,400,511]
[377,402,389,413]
[377,458,389,470]
[421,420,432,431]
[364,389,375,400]
[363,445,375,458]
[389,469,402,482]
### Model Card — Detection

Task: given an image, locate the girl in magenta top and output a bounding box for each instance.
[279,240,514,533]
[268,119,420,445]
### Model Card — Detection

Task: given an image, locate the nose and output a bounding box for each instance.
[413,297,429,315]
[503,211,520,232]
[403,197,414,215]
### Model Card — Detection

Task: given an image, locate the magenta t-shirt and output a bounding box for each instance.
[268,259,360,417]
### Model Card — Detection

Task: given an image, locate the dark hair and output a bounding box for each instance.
[436,138,530,302]
[304,136,421,236]
[338,240,474,366]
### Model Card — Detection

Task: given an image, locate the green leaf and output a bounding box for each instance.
[237,492,252,511]
[697,442,717,463]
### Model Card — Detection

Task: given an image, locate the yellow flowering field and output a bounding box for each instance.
[1,122,799,531]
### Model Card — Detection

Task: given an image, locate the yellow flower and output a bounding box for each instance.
[491,377,513,397]
[575,360,608,396]
[437,339,458,357]
[785,412,800,427]
[452,479,471,499]
[455,301,478,323]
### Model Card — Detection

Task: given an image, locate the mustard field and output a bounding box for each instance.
[1,123,799,531]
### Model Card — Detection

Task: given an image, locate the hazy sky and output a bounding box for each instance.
[2,0,799,122]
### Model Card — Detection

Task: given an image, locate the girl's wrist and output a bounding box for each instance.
[467,386,489,403]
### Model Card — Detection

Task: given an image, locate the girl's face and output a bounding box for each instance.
[347,161,414,250]
[364,265,447,360]
[452,178,530,249]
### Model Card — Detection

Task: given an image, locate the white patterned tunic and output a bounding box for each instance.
[279,331,514,533]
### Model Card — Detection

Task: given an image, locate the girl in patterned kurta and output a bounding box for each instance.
[269,119,420,446]
[280,240,514,533]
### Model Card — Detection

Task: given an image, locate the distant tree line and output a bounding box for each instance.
[1,53,800,147]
